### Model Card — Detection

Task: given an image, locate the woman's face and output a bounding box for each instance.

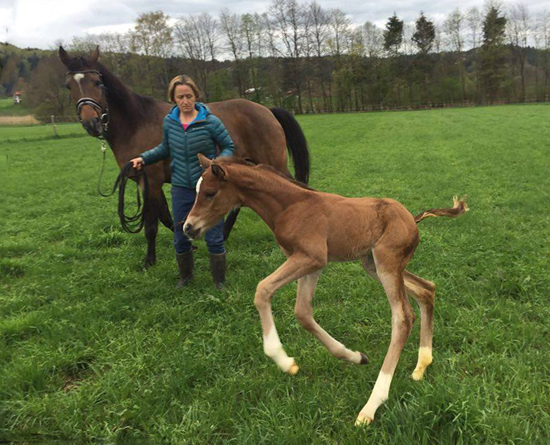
[174,84,196,114]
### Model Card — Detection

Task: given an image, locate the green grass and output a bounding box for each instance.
[1,104,550,444]
[0,97,32,117]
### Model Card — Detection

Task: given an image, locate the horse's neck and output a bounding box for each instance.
[101,68,168,153]
[235,169,311,230]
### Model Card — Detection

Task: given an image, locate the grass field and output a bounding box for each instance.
[1,104,550,444]
[0,98,32,117]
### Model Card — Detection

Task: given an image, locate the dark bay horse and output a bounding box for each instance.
[184,155,469,424]
[59,46,310,267]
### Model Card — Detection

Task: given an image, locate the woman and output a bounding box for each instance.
[130,75,234,289]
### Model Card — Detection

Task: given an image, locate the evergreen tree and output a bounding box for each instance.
[480,5,508,102]
[412,12,435,54]
[383,13,403,56]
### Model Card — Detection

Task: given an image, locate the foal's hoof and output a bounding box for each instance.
[355,413,373,426]
[288,363,300,375]
[359,352,369,365]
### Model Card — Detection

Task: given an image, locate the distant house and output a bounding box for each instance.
[14,91,22,104]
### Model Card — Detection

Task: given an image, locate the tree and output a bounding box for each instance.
[412,12,435,55]
[480,4,508,102]
[507,4,530,102]
[220,10,245,97]
[444,9,466,100]
[131,11,173,97]
[383,13,403,56]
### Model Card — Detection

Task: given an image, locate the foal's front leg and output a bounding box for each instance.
[295,272,369,365]
[255,254,323,375]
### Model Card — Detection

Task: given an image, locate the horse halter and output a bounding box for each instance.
[66,69,110,136]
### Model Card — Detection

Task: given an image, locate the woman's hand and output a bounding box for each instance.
[130,157,144,170]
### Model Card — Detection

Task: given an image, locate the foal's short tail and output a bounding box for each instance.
[270,107,310,184]
[415,196,469,224]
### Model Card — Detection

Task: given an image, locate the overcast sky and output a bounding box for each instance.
[1,0,548,50]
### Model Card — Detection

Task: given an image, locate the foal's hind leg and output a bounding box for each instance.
[403,271,435,381]
[356,250,415,425]
[295,271,368,365]
[363,255,436,381]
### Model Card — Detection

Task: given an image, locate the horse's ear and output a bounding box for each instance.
[90,46,100,63]
[198,153,212,169]
[59,46,69,66]
[211,164,227,180]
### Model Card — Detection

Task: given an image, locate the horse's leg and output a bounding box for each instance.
[255,254,324,375]
[356,248,415,425]
[295,271,368,365]
[403,270,435,381]
[362,254,436,381]
[222,207,240,241]
[158,189,174,232]
[141,179,164,268]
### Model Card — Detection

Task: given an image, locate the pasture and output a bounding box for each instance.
[1,104,549,443]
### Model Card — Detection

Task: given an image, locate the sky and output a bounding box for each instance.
[1,0,548,50]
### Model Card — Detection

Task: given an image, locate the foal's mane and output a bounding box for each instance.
[216,157,315,191]
[66,55,165,132]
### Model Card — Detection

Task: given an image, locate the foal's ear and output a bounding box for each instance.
[90,46,100,63]
[198,153,212,169]
[59,46,69,66]
[211,164,227,180]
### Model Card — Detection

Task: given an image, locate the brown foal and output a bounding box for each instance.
[184,155,468,425]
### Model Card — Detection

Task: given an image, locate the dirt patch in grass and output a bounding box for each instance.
[0,115,41,125]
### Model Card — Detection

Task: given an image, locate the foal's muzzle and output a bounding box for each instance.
[183,222,201,240]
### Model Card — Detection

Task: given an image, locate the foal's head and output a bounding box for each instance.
[183,154,242,240]
[59,46,107,137]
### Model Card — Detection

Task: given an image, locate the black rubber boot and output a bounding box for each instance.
[176,251,194,288]
[209,252,226,289]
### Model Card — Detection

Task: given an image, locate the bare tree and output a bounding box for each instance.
[270,0,307,113]
[220,10,245,97]
[466,7,483,49]
[507,4,530,101]
[309,1,331,110]
[444,8,466,100]
[174,13,219,101]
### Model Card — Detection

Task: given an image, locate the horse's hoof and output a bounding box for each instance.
[355,413,373,426]
[288,363,300,375]
[411,369,425,381]
[359,352,369,365]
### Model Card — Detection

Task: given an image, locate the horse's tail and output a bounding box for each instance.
[270,107,310,184]
[415,196,469,224]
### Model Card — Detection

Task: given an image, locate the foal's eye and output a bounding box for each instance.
[205,192,217,200]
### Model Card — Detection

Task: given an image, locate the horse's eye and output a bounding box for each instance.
[65,84,71,90]
[205,192,217,200]
[94,80,102,87]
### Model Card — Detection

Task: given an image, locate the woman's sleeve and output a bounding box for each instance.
[141,121,171,165]
[211,116,235,158]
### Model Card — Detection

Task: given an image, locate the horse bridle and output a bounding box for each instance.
[66,69,110,136]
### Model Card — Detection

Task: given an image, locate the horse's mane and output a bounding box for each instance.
[216,157,315,191]
[65,55,165,133]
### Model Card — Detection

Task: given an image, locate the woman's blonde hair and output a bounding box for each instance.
[168,75,201,103]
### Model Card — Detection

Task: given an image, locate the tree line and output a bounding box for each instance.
[2,0,550,118]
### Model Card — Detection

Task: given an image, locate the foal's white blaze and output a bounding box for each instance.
[196,176,203,194]
[412,346,433,381]
[263,326,298,374]
[73,73,85,95]
[356,371,393,425]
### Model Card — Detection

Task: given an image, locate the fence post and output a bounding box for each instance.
[51,115,58,138]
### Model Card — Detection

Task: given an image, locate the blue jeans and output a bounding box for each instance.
[172,186,225,255]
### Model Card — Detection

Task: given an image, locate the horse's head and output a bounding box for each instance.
[59,46,108,137]
[183,154,242,240]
